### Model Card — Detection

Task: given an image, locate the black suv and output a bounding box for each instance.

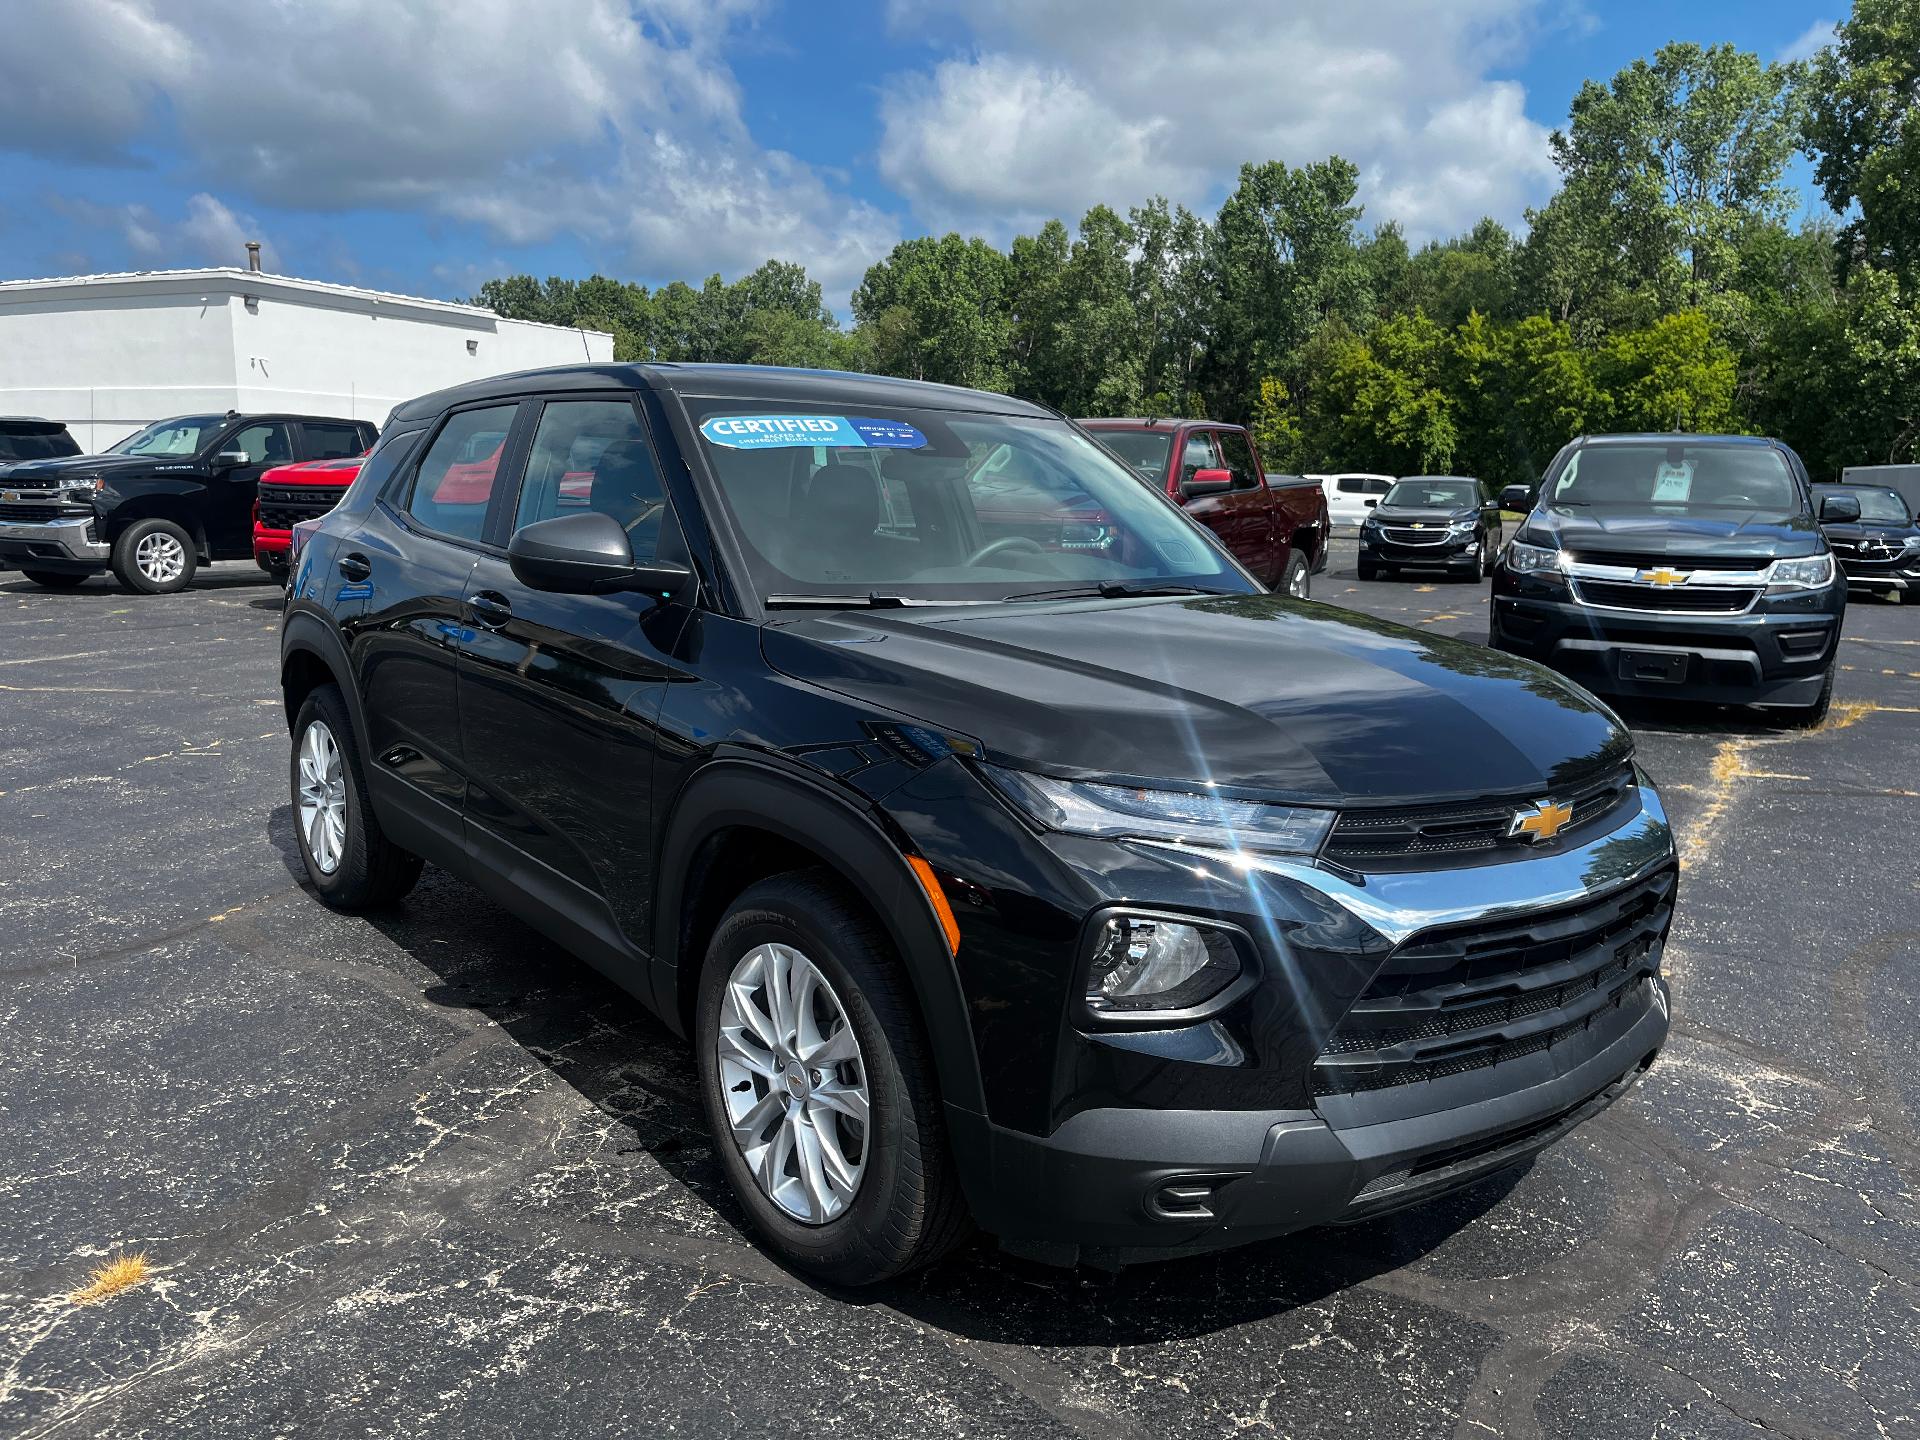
[0,416,80,465]
[1490,434,1844,724]
[1812,482,1920,601]
[0,411,376,592]
[1357,474,1504,581]
[281,364,1676,1284]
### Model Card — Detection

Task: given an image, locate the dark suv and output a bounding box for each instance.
[281,364,1676,1284]
[1490,434,1844,724]
[0,411,376,592]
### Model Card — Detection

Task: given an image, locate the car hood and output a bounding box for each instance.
[0,452,194,484]
[1525,504,1821,559]
[1371,505,1476,525]
[762,595,1631,806]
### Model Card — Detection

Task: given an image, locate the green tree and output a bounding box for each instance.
[1593,310,1738,432]
[851,234,1013,390]
[1806,0,1920,285]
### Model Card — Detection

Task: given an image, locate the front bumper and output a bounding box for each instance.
[1361,528,1479,567]
[0,514,110,572]
[254,525,292,572]
[953,788,1676,1262]
[1488,570,1843,705]
[1836,558,1920,592]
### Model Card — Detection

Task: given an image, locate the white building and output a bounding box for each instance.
[0,266,614,451]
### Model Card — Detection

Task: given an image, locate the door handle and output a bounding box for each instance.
[467,591,513,629]
[338,553,372,582]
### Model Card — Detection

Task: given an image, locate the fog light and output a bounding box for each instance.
[1086,914,1241,1015]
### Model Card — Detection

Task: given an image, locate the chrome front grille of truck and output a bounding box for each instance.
[1312,867,1675,1097]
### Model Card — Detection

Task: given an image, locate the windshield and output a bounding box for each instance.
[108,416,222,457]
[687,403,1245,604]
[1547,443,1800,512]
[1384,477,1480,508]
[1827,487,1911,525]
[1088,429,1173,479]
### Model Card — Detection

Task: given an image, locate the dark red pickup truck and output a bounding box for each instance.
[1079,417,1329,597]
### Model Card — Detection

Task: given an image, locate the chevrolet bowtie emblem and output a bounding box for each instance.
[1639,566,1687,587]
[1509,799,1574,843]
[1410,522,1425,528]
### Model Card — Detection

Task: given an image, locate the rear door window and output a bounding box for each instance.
[405,404,519,544]
[303,421,368,460]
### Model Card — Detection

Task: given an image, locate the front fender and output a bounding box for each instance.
[650,757,987,1120]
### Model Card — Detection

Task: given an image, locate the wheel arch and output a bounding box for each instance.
[652,759,987,1118]
[106,495,210,560]
[279,611,370,759]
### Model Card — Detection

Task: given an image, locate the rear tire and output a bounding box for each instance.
[290,684,423,909]
[696,869,970,1285]
[20,569,86,589]
[1280,548,1311,599]
[112,518,197,594]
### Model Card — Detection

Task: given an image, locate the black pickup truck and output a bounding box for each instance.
[0,411,377,593]
[1490,433,1843,723]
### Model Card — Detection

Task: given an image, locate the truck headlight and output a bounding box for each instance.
[1448,519,1476,533]
[65,476,106,500]
[1084,913,1243,1016]
[1767,554,1836,590]
[1503,539,1565,574]
[982,766,1334,856]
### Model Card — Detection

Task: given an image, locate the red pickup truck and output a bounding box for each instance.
[253,455,365,575]
[1078,417,1328,597]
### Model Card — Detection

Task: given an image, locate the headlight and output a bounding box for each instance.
[1084,913,1243,1016]
[65,476,105,499]
[1448,519,1476,533]
[1503,539,1564,574]
[1901,537,1920,557]
[982,766,1335,856]
[1767,554,1835,589]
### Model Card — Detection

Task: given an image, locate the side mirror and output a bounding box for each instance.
[1363,497,1379,507]
[212,449,251,468]
[1818,493,1862,523]
[1182,467,1232,497]
[1499,484,1533,511]
[507,511,691,600]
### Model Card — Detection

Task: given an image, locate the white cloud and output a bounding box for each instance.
[878,0,1559,241]
[1778,19,1836,64]
[47,192,279,272]
[2,0,896,302]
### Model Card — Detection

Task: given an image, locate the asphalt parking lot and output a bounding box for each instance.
[2,546,1917,1440]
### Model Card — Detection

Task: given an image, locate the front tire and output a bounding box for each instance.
[1357,556,1378,581]
[696,870,969,1285]
[1780,666,1834,729]
[112,518,197,594]
[290,684,422,909]
[20,569,87,589]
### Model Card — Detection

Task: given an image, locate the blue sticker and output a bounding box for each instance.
[334,580,374,602]
[849,417,927,448]
[700,414,927,451]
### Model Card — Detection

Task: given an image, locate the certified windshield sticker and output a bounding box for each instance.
[700,415,926,451]
[1651,460,1694,501]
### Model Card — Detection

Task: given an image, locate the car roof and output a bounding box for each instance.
[1569,433,1784,448]
[0,415,68,430]
[390,362,1057,424]
[1076,417,1231,429]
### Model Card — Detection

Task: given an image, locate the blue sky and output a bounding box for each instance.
[0,1,1842,311]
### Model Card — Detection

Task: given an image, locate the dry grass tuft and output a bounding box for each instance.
[66,1252,152,1305]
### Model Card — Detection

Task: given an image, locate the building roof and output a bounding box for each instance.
[0,267,611,340]
[390,362,1055,424]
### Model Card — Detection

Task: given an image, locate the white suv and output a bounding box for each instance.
[1310,472,1395,528]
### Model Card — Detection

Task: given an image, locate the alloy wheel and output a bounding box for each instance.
[296,719,348,875]
[136,531,186,584]
[1287,564,1310,598]
[716,942,869,1224]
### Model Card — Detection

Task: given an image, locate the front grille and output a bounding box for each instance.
[1312,867,1674,1097]
[1567,551,1761,572]
[257,483,350,528]
[1833,544,1911,573]
[1379,526,1451,545]
[0,503,87,523]
[1574,579,1758,613]
[1325,766,1635,870]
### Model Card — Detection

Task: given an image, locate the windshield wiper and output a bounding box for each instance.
[1007,581,1232,602]
[764,593,981,609]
